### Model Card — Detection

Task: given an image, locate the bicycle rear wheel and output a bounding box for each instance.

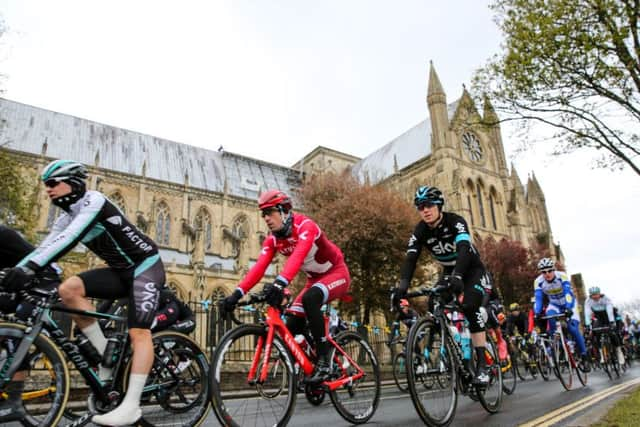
[535,344,551,381]
[476,335,503,414]
[328,330,380,424]
[392,352,408,392]
[0,322,70,427]
[125,331,210,427]
[210,324,296,427]
[406,317,457,427]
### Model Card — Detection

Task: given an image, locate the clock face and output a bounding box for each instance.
[462,132,483,162]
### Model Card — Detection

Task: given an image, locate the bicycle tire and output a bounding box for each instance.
[328,330,380,424]
[476,334,503,414]
[406,317,457,427]
[0,322,70,427]
[123,331,210,427]
[535,344,551,381]
[392,352,409,393]
[513,345,527,382]
[210,324,296,427]
[600,342,613,380]
[607,339,621,379]
[553,335,573,391]
[501,353,516,395]
[572,348,588,387]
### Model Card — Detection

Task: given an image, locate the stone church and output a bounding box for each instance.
[0,63,558,307]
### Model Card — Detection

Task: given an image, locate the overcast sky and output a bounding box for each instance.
[1,1,639,305]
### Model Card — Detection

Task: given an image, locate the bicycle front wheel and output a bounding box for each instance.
[210,324,296,427]
[553,335,573,390]
[392,352,409,392]
[536,343,551,381]
[0,322,70,427]
[329,330,380,424]
[476,334,503,414]
[406,317,457,427]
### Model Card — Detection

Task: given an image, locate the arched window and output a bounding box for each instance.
[489,193,497,230]
[155,202,171,245]
[467,194,475,226]
[230,216,248,258]
[194,207,213,251]
[476,182,486,228]
[109,191,127,216]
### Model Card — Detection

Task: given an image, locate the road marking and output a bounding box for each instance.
[519,377,640,427]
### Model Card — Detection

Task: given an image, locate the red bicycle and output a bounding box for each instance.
[210,292,380,427]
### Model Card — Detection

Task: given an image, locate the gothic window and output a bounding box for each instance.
[195,207,213,251]
[230,217,247,258]
[47,205,62,229]
[489,193,497,230]
[467,195,475,226]
[155,202,171,246]
[476,182,486,228]
[109,191,127,216]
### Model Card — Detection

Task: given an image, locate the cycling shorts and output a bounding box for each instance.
[286,263,350,318]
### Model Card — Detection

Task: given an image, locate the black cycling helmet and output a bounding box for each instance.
[414,186,444,208]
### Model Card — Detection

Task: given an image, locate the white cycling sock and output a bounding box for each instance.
[81,322,112,381]
[92,373,146,426]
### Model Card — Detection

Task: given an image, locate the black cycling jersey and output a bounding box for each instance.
[19,191,158,271]
[400,212,485,289]
[506,312,528,336]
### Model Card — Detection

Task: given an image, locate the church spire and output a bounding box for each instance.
[427,61,449,152]
[482,93,499,126]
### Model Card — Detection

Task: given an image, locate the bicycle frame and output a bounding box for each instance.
[248,306,365,392]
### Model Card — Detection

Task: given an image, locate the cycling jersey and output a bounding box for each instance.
[584,295,614,327]
[19,191,158,271]
[533,270,575,315]
[506,312,529,336]
[238,213,346,293]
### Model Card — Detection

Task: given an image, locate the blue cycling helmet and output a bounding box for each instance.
[588,286,601,296]
[414,186,444,208]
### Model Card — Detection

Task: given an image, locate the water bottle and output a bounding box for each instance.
[568,340,575,355]
[102,336,122,368]
[75,333,102,366]
[294,335,311,355]
[460,327,472,361]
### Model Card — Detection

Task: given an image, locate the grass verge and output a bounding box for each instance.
[591,385,640,427]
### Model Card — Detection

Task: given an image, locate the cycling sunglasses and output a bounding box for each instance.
[416,202,438,211]
[540,269,554,274]
[261,207,279,217]
[44,178,63,188]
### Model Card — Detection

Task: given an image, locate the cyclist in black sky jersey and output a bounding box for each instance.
[392,185,493,385]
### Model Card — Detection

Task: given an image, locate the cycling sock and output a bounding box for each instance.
[92,373,146,426]
[81,322,112,380]
[475,346,487,371]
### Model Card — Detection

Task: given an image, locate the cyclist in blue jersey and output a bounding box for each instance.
[533,257,590,372]
[392,186,494,385]
[0,160,165,426]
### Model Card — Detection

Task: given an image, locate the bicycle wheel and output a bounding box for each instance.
[476,335,503,414]
[572,349,587,387]
[210,324,296,427]
[392,352,409,392]
[513,346,528,382]
[501,354,516,396]
[535,344,551,381]
[553,335,573,390]
[328,330,380,424]
[600,343,613,380]
[606,340,621,379]
[406,317,457,427]
[124,331,210,427]
[0,322,70,427]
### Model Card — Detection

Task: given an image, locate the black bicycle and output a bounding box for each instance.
[404,283,503,427]
[0,286,210,427]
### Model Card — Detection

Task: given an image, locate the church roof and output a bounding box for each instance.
[351,99,459,184]
[0,98,300,201]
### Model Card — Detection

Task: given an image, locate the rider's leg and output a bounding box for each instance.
[93,258,163,427]
[461,283,489,384]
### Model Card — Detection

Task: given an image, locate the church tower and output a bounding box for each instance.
[427,61,449,154]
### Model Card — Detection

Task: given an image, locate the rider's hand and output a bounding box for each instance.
[0,266,36,291]
[391,287,406,308]
[221,289,243,312]
[264,277,287,307]
[565,308,573,319]
[610,322,618,331]
[449,274,464,294]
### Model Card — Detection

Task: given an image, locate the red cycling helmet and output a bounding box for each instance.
[258,189,292,212]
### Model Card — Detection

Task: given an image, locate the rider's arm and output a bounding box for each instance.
[18,193,105,270]
[0,225,36,267]
[237,236,277,295]
[583,298,593,327]
[399,223,424,292]
[560,274,576,310]
[534,284,544,315]
[450,217,473,278]
[278,220,320,283]
[604,296,615,323]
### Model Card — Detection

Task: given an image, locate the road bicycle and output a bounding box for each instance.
[404,283,503,427]
[210,292,380,427]
[590,325,622,380]
[508,331,538,381]
[0,286,210,427]
[539,312,587,391]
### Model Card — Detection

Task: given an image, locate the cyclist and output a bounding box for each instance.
[150,288,196,334]
[583,286,625,366]
[221,189,350,384]
[0,160,165,426]
[388,298,419,342]
[533,257,590,371]
[0,225,62,422]
[506,303,529,338]
[392,185,494,386]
